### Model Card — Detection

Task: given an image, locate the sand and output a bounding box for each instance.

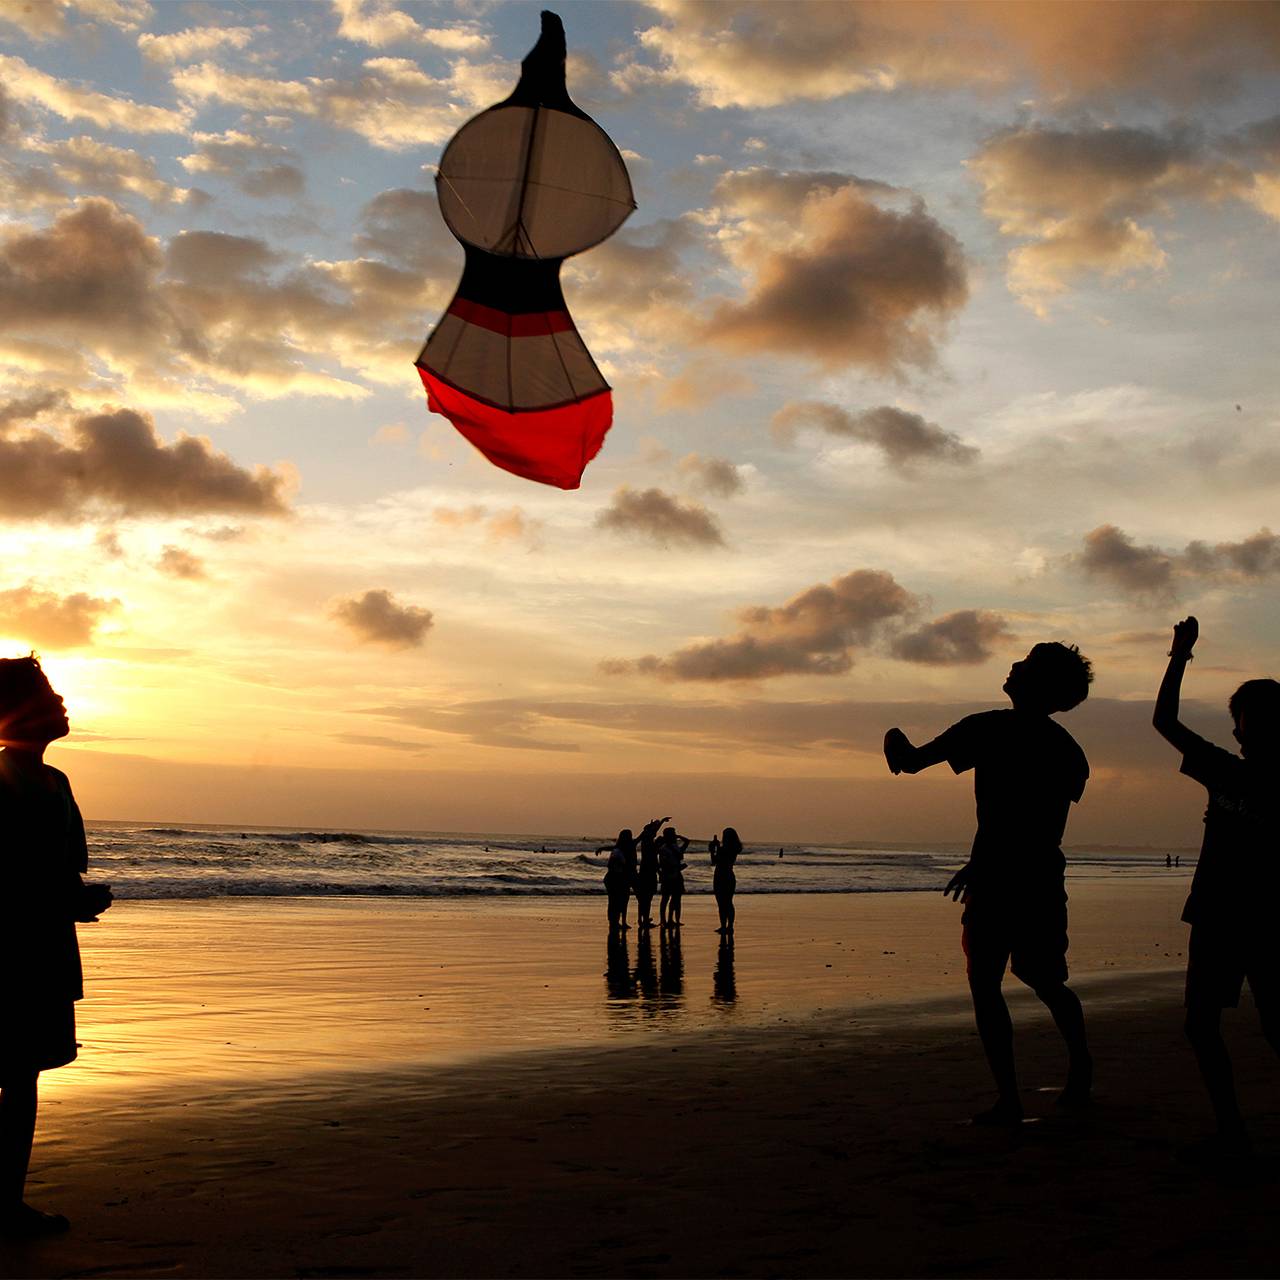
[4,881,1276,1278]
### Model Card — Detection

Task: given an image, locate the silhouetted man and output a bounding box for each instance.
[0,656,112,1237]
[884,643,1094,1125]
[1153,616,1280,1164]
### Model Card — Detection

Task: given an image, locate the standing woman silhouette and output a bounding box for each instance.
[711,827,741,934]
[0,656,112,1238]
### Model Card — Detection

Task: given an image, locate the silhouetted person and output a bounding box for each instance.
[597,829,636,932]
[884,642,1094,1126]
[712,935,737,1006]
[711,827,741,934]
[657,827,689,929]
[635,816,668,932]
[1153,616,1280,1163]
[0,656,112,1238]
[1166,853,1173,868]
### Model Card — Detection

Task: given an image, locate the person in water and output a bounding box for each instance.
[710,827,741,934]
[1153,616,1280,1163]
[0,656,112,1238]
[884,642,1094,1126]
[657,827,690,930]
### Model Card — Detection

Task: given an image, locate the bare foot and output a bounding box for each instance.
[1,1203,71,1239]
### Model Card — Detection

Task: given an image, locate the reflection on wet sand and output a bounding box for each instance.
[712,936,737,1007]
[603,926,688,1023]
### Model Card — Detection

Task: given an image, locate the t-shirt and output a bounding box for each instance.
[932,709,1088,891]
[1178,732,1276,928]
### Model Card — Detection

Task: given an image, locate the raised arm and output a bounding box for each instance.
[883,727,951,776]
[1153,616,1200,753]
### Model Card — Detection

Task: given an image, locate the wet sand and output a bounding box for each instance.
[6,882,1276,1278]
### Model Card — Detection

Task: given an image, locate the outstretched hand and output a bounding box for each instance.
[884,727,910,775]
[1170,615,1199,660]
[942,864,971,902]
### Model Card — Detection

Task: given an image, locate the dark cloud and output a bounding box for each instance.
[605,569,916,681]
[0,390,67,432]
[237,163,305,199]
[179,131,305,200]
[0,406,292,521]
[0,584,118,648]
[969,118,1280,309]
[1077,525,1280,597]
[675,452,745,497]
[157,546,206,580]
[367,700,581,753]
[705,170,967,374]
[772,400,978,469]
[1078,524,1176,598]
[354,187,461,278]
[595,486,725,549]
[891,609,1012,665]
[331,589,433,649]
[332,733,432,754]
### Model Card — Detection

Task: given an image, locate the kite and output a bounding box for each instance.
[416,10,635,490]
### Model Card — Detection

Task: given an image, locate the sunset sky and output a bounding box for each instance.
[2,0,1278,841]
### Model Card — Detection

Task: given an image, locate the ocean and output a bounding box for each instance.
[84,823,1193,900]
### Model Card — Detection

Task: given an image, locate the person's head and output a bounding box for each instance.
[1003,642,1093,714]
[616,828,633,849]
[662,826,677,843]
[721,827,742,857]
[1228,678,1280,757]
[0,654,68,749]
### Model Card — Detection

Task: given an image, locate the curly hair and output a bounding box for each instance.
[1025,642,1094,712]
[1228,678,1280,729]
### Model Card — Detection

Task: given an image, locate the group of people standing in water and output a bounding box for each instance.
[597,818,741,935]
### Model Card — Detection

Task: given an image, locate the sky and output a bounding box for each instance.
[1,0,1278,842]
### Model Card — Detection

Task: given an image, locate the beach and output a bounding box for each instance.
[5,881,1275,1278]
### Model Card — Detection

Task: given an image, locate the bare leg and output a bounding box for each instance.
[0,1075,37,1211]
[1185,1003,1246,1142]
[968,978,1022,1123]
[1033,982,1092,1103]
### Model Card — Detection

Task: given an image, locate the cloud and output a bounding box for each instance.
[704,169,967,374]
[137,26,257,63]
[891,610,1012,665]
[675,452,745,497]
[331,0,489,51]
[0,53,190,133]
[595,486,725,549]
[0,198,436,402]
[0,390,67,431]
[0,584,117,648]
[331,589,433,649]
[772,401,978,470]
[619,1,1280,108]
[0,404,292,521]
[970,120,1280,311]
[179,131,305,199]
[1075,524,1280,598]
[9,135,195,208]
[170,52,505,150]
[157,546,206,580]
[432,504,541,546]
[1,0,151,40]
[605,569,917,681]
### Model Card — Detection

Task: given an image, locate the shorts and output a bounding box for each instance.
[961,889,1069,989]
[1185,925,1278,1010]
[0,1000,78,1083]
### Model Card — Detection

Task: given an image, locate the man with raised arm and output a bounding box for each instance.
[884,643,1094,1126]
[1153,616,1280,1165]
